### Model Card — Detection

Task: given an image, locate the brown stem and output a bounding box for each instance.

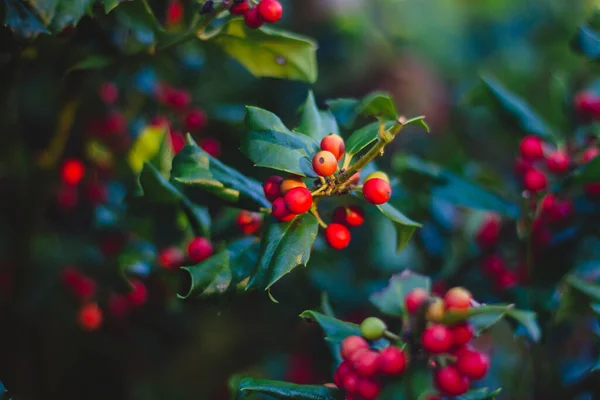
[310,204,328,228]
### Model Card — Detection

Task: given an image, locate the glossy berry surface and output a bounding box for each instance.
[230,0,249,15]
[546,150,570,174]
[434,366,469,396]
[283,187,312,214]
[378,346,407,375]
[351,349,379,378]
[356,378,380,400]
[320,134,345,160]
[280,176,306,195]
[362,178,391,204]
[272,197,294,221]
[243,8,264,28]
[158,246,184,269]
[360,317,387,340]
[324,223,351,249]
[237,210,262,234]
[127,279,148,306]
[257,0,283,23]
[404,287,428,313]
[341,335,369,360]
[524,168,548,193]
[263,176,283,202]
[443,287,472,313]
[456,348,489,380]
[188,237,213,263]
[519,135,544,160]
[312,150,338,176]
[333,206,364,227]
[450,323,474,347]
[421,324,453,354]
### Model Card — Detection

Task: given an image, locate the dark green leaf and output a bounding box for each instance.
[49,0,94,32]
[325,98,359,130]
[505,309,541,342]
[114,0,164,50]
[375,203,421,252]
[213,19,318,83]
[248,213,319,290]
[230,376,344,400]
[246,106,292,133]
[300,310,360,342]
[104,0,129,13]
[66,55,113,74]
[345,120,395,157]
[358,92,397,120]
[458,388,502,400]
[295,91,339,141]
[241,129,320,177]
[480,75,556,141]
[394,155,521,218]
[26,0,58,25]
[572,155,600,185]
[402,115,430,132]
[179,237,260,299]
[172,135,270,211]
[565,274,600,301]
[370,271,431,317]
[571,24,600,61]
[3,0,49,38]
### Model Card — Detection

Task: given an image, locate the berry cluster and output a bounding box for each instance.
[261,134,392,250]
[334,330,407,400]
[405,287,489,397]
[229,0,282,29]
[157,236,214,269]
[236,210,263,235]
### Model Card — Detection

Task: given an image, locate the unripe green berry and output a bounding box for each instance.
[360,317,387,340]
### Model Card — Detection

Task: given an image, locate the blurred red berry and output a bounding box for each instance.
[127,279,148,306]
[150,115,171,130]
[531,218,551,248]
[263,176,283,203]
[443,287,472,313]
[108,294,131,319]
[404,288,428,313]
[449,323,474,347]
[548,198,573,224]
[514,157,533,176]
[519,136,544,160]
[350,349,379,378]
[481,254,504,276]
[574,91,600,119]
[524,168,547,193]
[434,366,469,396]
[243,8,264,29]
[104,112,127,135]
[61,158,85,185]
[332,205,364,227]
[158,246,184,269]
[334,360,351,388]
[356,378,380,400]
[98,82,118,105]
[230,0,249,15]
[341,335,369,360]
[185,108,207,132]
[496,269,519,290]
[378,346,407,375]
[200,138,222,158]
[164,87,191,110]
[456,348,490,380]
[546,150,570,174]
[421,324,453,354]
[582,147,600,163]
[170,131,186,153]
[475,213,501,249]
[187,237,213,263]
[539,194,556,216]
[237,210,262,235]
[166,0,184,26]
[79,303,103,331]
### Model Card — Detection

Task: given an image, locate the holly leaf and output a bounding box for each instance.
[48,0,94,32]
[246,106,293,133]
[229,376,344,400]
[376,203,421,251]
[299,310,361,342]
[394,155,521,218]
[370,271,431,317]
[564,274,600,301]
[128,124,171,175]
[357,92,397,120]
[247,213,319,290]
[172,135,270,211]
[345,121,395,157]
[325,98,360,130]
[480,75,556,141]
[295,91,339,141]
[104,0,130,13]
[458,388,502,400]
[66,54,113,74]
[213,19,317,83]
[179,237,260,299]
[571,24,600,61]
[3,0,50,38]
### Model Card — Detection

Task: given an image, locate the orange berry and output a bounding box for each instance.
[280,176,306,195]
[320,134,345,160]
[312,151,338,176]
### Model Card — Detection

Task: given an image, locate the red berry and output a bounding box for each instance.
[341,335,369,360]
[312,151,338,177]
[546,150,570,174]
[200,138,221,158]
[61,268,96,301]
[237,210,262,234]
[230,0,249,15]
[449,323,474,347]
[475,213,501,249]
[184,108,207,132]
[324,223,351,250]
[166,0,184,26]
[421,324,453,354]
[362,178,391,205]
[434,366,469,396]
[423,395,443,400]
[351,349,379,378]
[332,206,364,227]
[158,246,184,269]
[481,254,504,276]
[320,134,345,160]
[170,131,186,153]
[127,279,148,306]
[283,187,312,214]
[61,158,85,185]
[524,168,547,193]
[574,91,600,119]
[243,8,264,29]
[548,198,573,224]
[378,346,407,375]
[98,82,118,104]
[356,378,380,400]
[78,303,103,332]
[104,111,126,135]
[272,197,294,221]
[443,287,472,313]
[334,360,352,388]
[519,135,544,160]
[187,237,213,263]
[404,288,428,313]
[342,370,359,394]
[456,348,489,380]
[165,88,191,110]
[532,218,552,247]
[540,193,556,216]
[582,147,600,163]
[257,0,283,23]
[496,269,519,290]
[585,182,600,198]
[263,176,283,202]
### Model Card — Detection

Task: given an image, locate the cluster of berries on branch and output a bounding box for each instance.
[229,0,282,29]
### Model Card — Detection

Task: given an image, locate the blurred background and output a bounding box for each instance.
[1,0,600,399]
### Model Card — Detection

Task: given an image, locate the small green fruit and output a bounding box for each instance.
[360,317,387,340]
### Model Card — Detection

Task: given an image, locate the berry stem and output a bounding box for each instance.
[158,4,221,51]
[259,207,271,214]
[384,330,402,342]
[310,204,328,229]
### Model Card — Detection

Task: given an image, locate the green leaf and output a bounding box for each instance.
[172,135,270,211]
[104,0,129,13]
[458,388,502,400]
[358,92,398,120]
[375,203,421,252]
[213,19,318,83]
[300,310,361,342]
[26,0,59,25]
[3,0,49,38]
[565,274,600,301]
[402,115,430,132]
[394,155,521,218]
[229,376,344,400]
[114,0,164,51]
[325,98,359,130]
[66,54,113,74]
[572,155,600,185]
[49,0,94,32]
[370,271,431,317]
[179,237,260,299]
[345,120,395,157]
[246,106,293,133]
[571,24,600,61]
[480,75,556,141]
[296,91,340,141]
[248,213,319,290]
